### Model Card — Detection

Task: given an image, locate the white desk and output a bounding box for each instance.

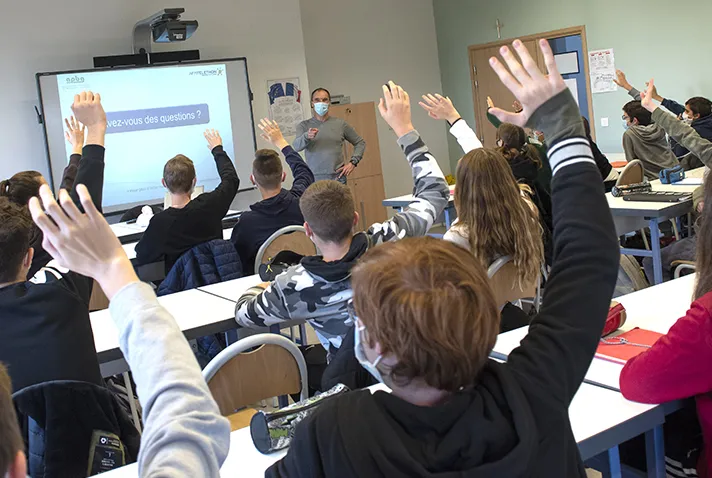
[198,275,263,303]
[93,288,238,377]
[382,185,456,228]
[100,382,664,478]
[610,167,704,284]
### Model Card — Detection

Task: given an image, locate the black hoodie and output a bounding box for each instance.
[266,91,620,478]
[231,145,314,273]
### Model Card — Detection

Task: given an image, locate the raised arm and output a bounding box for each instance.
[369,83,449,243]
[419,93,483,154]
[68,93,107,213]
[490,40,619,404]
[58,116,84,191]
[199,129,240,215]
[28,184,231,477]
[258,118,315,197]
[641,80,712,167]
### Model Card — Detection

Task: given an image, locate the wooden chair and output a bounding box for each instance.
[616,160,653,250]
[203,334,308,431]
[254,225,318,274]
[487,256,539,310]
[254,226,317,344]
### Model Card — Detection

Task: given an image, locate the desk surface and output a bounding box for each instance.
[110,210,240,239]
[198,275,263,303]
[92,288,237,363]
[102,380,659,477]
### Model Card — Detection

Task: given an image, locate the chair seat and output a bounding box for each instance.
[227,408,258,431]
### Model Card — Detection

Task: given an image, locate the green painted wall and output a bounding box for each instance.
[433,0,712,171]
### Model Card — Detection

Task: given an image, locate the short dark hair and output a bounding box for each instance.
[0,363,23,475]
[163,155,196,194]
[300,181,354,243]
[0,171,44,206]
[623,101,652,126]
[686,97,712,119]
[311,88,331,102]
[0,198,33,283]
[253,149,283,190]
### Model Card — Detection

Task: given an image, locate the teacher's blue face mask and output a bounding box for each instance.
[314,102,329,116]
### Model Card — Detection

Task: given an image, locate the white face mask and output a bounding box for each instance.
[314,102,329,116]
[353,321,384,384]
[682,113,693,124]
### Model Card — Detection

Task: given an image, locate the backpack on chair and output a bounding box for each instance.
[614,254,649,298]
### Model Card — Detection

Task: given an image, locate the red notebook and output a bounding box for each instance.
[596,328,664,365]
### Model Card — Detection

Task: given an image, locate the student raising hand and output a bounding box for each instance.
[28,184,138,300]
[640,79,660,113]
[378,81,415,138]
[64,116,85,156]
[487,39,567,127]
[71,92,106,147]
[258,118,289,150]
[419,94,461,124]
[204,129,223,150]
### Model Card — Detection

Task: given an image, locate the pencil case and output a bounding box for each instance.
[250,383,350,454]
[602,301,627,337]
[659,165,685,184]
[611,182,651,197]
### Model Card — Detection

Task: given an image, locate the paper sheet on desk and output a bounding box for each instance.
[671,177,704,186]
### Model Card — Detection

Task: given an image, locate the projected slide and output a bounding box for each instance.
[56,64,235,208]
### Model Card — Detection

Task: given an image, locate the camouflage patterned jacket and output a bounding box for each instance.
[235,130,449,350]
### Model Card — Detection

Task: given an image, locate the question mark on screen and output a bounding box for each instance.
[196,109,202,119]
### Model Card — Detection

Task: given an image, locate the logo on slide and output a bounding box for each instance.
[189,67,224,77]
[65,75,85,84]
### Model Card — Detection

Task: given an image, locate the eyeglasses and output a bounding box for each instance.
[621,115,628,121]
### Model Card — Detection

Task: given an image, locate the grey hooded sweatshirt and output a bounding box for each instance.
[622,124,679,180]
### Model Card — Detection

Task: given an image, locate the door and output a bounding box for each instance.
[470,40,546,148]
[350,174,387,232]
[329,102,383,180]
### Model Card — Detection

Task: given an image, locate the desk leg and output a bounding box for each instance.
[645,425,665,478]
[649,219,663,285]
[444,207,452,229]
[601,446,623,478]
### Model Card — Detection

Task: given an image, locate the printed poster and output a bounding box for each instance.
[267,78,304,137]
[588,49,618,94]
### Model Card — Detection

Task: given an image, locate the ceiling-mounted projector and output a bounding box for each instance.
[133,8,199,54]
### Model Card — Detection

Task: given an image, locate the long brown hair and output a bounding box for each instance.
[0,171,44,206]
[496,123,542,168]
[695,176,712,299]
[454,149,544,287]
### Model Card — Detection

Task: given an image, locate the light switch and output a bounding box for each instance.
[601,117,609,127]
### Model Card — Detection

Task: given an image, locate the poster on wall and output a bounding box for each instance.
[267,78,304,137]
[588,49,618,94]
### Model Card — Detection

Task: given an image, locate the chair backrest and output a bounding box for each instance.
[254,225,318,274]
[487,256,538,306]
[203,334,308,416]
[616,159,645,187]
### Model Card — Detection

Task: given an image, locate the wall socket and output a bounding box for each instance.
[601,117,609,127]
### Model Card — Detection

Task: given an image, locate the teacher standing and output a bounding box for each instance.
[293,88,366,184]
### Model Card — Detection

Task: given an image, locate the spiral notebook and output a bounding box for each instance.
[595,328,664,365]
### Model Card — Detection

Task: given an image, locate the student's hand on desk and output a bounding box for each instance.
[28,184,139,301]
[487,39,566,127]
[258,118,289,150]
[337,162,356,178]
[640,79,660,113]
[204,129,223,150]
[378,81,415,138]
[72,91,106,146]
[613,69,633,92]
[64,116,85,155]
[418,93,460,124]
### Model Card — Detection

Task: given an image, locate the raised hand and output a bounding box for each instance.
[640,79,660,113]
[307,128,319,140]
[513,100,523,113]
[28,184,138,300]
[378,81,414,138]
[258,118,289,150]
[71,92,106,129]
[487,39,567,127]
[204,129,223,150]
[418,93,460,123]
[614,69,632,91]
[487,96,495,109]
[64,116,85,155]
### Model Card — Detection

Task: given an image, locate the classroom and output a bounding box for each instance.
[1,0,711,477]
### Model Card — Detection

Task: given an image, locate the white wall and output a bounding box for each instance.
[299,0,451,197]
[0,0,311,210]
